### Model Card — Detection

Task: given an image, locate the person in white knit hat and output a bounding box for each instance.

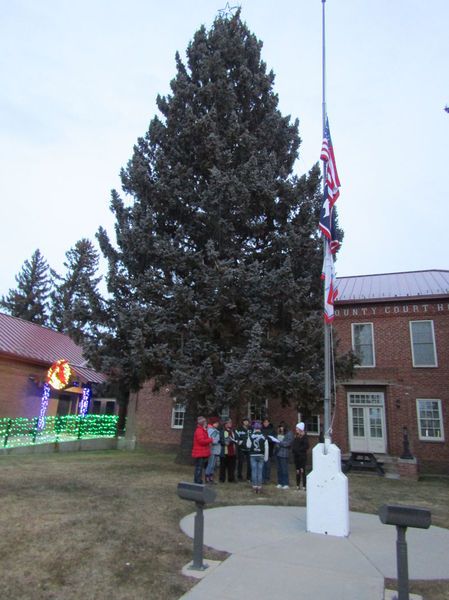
[292,422,309,491]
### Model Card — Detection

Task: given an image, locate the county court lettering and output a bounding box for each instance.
[335,302,449,318]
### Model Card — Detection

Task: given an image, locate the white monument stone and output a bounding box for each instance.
[306,442,349,537]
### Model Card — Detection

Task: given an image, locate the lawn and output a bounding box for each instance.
[0,449,447,599]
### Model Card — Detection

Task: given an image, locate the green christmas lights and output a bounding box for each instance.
[0,415,120,449]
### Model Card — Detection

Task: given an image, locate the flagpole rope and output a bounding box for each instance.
[328,323,338,437]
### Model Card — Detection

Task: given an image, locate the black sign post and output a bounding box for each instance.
[379,504,431,600]
[178,482,217,570]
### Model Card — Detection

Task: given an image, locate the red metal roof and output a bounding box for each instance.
[0,312,107,383]
[336,270,449,303]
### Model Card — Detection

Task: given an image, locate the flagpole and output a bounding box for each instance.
[322,0,326,127]
[307,0,349,539]
[322,0,331,448]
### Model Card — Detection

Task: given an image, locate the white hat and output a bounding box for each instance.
[296,422,305,431]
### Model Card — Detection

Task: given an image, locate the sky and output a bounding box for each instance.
[1,0,448,296]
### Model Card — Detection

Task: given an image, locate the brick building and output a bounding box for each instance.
[132,269,449,472]
[331,270,449,473]
[0,312,113,419]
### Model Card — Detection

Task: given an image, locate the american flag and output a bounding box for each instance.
[319,117,340,253]
[320,117,340,321]
[320,117,340,208]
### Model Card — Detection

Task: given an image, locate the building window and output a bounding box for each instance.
[410,321,437,367]
[416,399,444,441]
[349,392,384,405]
[220,405,230,423]
[171,402,185,429]
[248,400,268,422]
[298,410,320,436]
[352,323,375,367]
[105,401,116,415]
[351,406,365,437]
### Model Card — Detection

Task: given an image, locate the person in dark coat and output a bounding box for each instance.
[219,419,237,482]
[292,422,309,491]
[235,417,252,482]
[261,417,276,483]
[192,416,212,484]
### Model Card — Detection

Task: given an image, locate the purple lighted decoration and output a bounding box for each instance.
[79,387,91,417]
[37,383,51,430]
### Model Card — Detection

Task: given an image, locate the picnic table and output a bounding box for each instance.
[342,452,385,476]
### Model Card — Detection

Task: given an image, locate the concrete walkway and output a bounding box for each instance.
[179,505,449,599]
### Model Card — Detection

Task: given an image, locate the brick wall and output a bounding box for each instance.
[332,299,449,469]
[397,458,419,481]
[135,381,322,453]
[134,382,182,447]
[0,358,51,418]
[0,357,70,419]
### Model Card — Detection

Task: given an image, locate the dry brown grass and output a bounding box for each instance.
[0,449,447,600]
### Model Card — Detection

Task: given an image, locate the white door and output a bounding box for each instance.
[348,392,387,453]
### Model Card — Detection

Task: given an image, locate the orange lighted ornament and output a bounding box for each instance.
[47,359,72,390]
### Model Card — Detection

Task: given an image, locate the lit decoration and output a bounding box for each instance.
[0,415,119,448]
[47,359,72,390]
[37,382,51,430]
[78,387,91,417]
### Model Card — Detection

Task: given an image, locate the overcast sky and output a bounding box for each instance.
[1,0,448,297]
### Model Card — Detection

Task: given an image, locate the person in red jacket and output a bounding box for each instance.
[192,416,213,484]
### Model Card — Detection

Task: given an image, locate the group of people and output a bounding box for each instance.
[192,415,309,493]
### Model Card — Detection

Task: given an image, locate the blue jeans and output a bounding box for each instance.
[237,448,251,480]
[205,454,219,476]
[276,455,290,486]
[250,455,264,487]
[262,457,272,482]
[194,457,206,484]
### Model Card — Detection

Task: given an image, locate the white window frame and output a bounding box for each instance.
[352,322,375,367]
[248,399,268,422]
[410,320,438,367]
[416,399,444,441]
[220,405,230,423]
[347,392,387,453]
[171,401,185,429]
[297,411,320,436]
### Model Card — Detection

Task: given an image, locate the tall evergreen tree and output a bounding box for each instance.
[88,11,347,453]
[49,238,104,345]
[1,249,51,325]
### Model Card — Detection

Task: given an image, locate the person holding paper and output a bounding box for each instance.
[261,417,276,483]
[235,416,252,482]
[205,417,221,484]
[219,418,237,483]
[275,422,293,489]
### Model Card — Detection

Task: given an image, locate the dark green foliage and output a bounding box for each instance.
[89,11,348,421]
[49,238,105,345]
[1,249,51,325]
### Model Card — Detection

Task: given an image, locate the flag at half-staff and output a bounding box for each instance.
[319,116,340,322]
[319,116,340,253]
